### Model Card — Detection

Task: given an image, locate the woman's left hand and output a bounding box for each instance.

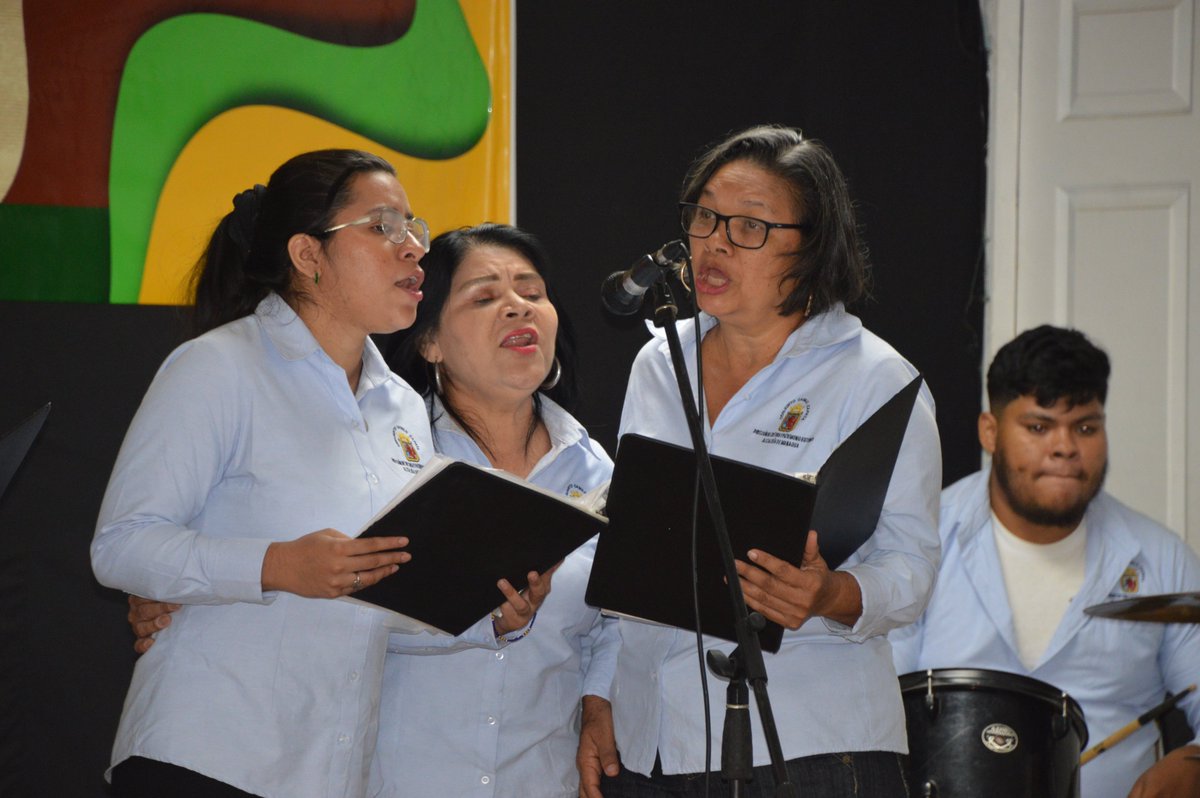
[492,563,559,636]
[735,530,863,629]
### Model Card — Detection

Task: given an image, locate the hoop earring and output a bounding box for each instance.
[431,362,445,395]
[314,270,320,286]
[677,262,693,293]
[540,357,562,391]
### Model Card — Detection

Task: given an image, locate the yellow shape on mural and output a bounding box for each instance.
[139,0,511,305]
[0,0,29,200]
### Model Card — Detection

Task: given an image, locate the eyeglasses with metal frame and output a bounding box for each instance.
[322,207,431,251]
[679,202,807,250]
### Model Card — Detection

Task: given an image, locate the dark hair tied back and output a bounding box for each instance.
[189,149,396,337]
[227,184,266,254]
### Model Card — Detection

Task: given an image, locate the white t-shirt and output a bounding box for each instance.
[992,512,1087,669]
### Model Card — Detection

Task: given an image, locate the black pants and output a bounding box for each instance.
[111,757,261,798]
[600,751,910,798]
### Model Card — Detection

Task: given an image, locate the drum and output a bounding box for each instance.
[899,669,1088,798]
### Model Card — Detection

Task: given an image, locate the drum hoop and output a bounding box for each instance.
[899,668,1088,746]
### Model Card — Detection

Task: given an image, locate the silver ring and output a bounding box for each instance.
[351,573,363,592]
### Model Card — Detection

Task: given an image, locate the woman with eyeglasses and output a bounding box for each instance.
[578,125,942,797]
[92,150,549,798]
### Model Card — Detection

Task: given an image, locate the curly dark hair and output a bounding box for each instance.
[987,325,1110,411]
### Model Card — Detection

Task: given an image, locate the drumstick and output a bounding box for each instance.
[1080,684,1197,765]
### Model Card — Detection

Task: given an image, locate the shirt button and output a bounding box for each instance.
[338,734,350,745]
[495,651,505,660]
[349,671,360,682]
[481,776,491,785]
[352,420,361,429]
[650,671,658,682]
[487,716,496,725]
[368,473,379,485]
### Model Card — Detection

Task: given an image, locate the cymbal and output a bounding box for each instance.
[1085,592,1200,623]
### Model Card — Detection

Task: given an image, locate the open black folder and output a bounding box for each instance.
[350,456,607,635]
[0,403,51,501]
[585,375,922,653]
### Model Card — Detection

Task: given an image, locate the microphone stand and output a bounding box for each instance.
[646,274,798,797]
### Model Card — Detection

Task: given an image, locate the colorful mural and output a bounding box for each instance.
[0,0,512,304]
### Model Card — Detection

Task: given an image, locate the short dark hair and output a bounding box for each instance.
[680,124,870,317]
[190,149,395,335]
[987,325,1110,411]
[381,223,580,447]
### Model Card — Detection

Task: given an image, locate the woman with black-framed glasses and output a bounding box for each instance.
[579,125,942,798]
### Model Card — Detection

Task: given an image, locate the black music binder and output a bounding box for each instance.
[350,456,607,635]
[586,376,922,652]
[0,403,50,501]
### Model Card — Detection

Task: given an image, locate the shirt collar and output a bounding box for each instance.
[777,303,863,356]
[255,293,321,362]
[357,337,395,394]
[962,466,1139,555]
[650,303,863,358]
[537,394,586,451]
[430,392,587,454]
[254,292,399,395]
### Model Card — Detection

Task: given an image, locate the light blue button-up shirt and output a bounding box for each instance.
[891,469,1200,798]
[612,306,942,775]
[369,395,617,797]
[91,294,493,798]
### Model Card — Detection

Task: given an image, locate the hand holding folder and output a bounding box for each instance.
[348,455,608,635]
[585,376,922,652]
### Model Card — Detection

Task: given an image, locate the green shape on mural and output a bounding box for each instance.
[109,0,490,303]
[0,205,110,303]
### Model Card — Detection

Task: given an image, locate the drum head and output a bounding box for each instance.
[899,669,1087,798]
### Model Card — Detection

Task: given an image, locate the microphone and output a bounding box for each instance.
[600,240,689,316]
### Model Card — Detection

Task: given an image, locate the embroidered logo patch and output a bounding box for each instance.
[778,398,810,432]
[752,397,815,448]
[1118,564,1142,595]
[566,483,586,499]
[392,426,422,464]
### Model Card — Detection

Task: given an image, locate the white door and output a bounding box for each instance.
[986,0,1200,550]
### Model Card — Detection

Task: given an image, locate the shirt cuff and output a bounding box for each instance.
[820,569,872,641]
[583,667,615,702]
[202,536,274,603]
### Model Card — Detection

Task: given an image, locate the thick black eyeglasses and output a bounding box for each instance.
[679,202,807,250]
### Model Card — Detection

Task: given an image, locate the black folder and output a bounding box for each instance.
[0,403,50,501]
[585,376,922,653]
[352,457,607,635]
